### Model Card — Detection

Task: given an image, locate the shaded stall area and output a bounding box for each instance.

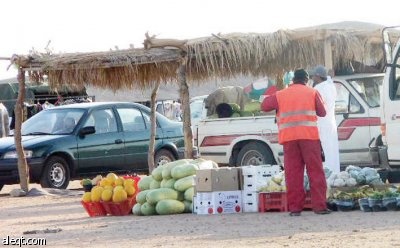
[2,25,399,192]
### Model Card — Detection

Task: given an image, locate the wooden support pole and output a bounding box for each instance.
[15,67,29,193]
[148,81,160,173]
[178,56,194,159]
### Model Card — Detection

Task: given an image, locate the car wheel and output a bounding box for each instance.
[155,149,175,167]
[236,142,274,166]
[40,156,70,189]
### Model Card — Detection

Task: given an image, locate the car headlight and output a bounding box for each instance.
[3,150,33,159]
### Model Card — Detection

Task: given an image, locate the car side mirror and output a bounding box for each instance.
[335,101,348,114]
[79,126,95,137]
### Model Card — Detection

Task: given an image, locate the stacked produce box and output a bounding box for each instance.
[241,165,281,212]
[195,167,242,215]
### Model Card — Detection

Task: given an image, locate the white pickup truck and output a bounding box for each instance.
[192,73,385,169]
[379,27,400,170]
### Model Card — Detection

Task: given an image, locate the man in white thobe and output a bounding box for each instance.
[311,66,340,174]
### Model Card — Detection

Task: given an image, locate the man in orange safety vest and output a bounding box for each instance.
[261,69,331,216]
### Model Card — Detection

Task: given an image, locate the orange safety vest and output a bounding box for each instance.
[276,84,320,144]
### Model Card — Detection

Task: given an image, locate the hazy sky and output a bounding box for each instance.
[1,0,399,79]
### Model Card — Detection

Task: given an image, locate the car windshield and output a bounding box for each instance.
[347,76,383,108]
[21,108,85,135]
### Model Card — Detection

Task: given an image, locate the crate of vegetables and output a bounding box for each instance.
[259,191,312,212]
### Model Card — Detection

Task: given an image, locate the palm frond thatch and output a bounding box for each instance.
[14,27,399,90]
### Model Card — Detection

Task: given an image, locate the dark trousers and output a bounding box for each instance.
[283,139,327,212]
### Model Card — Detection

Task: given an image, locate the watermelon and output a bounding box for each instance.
[174,175,195,192]
[138,175,153,191]
[146,188,179,205]
[160,178,176,189]
[244,101,261,113]
[184,187,194,201]
[240,111,254,117]
[136,189,153,204]
[229,103,241,113]
[183,200,192,213]
[149,179,161,189]
[132,203,142,215]
[171,163,197,179]
[177,191,184,201]
[151,166,164,181]
[155,199,185,215]
[162,159,192,179]
[141,202,156,216]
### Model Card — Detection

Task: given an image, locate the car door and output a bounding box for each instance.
[335,81,373,165]
[116,107,163,171]
[77,108,125,174]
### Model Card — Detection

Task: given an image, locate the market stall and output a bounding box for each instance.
[3,26,399,194]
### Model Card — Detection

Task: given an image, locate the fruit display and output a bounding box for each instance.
[81,173,140,217]
[132,158,217,216]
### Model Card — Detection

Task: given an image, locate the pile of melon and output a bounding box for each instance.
[82,173,137,204]
[133,158,217,215]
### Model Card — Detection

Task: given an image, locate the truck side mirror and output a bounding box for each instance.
[335,101,348,114]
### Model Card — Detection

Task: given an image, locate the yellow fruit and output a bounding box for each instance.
[123,179,135,187]
[114,177,124,187]
[82,192,91,202]
[99,178,112,187]
[101,188,113,202]
[124,184,136,197]
[106,173,118,184]
[113,185,124,192]
[91,186,104,202]
[112,188,128,203]
[104,185,114,191]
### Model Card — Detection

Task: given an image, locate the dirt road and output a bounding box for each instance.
[1,182,399,248]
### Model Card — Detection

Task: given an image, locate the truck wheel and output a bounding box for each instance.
[236,142,274,166]
[40,156,70,189]
[155,149,175,167]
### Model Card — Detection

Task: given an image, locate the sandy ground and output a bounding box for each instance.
[1,182,400,248]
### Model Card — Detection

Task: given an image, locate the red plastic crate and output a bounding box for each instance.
[304,191,312,209]
[81,201,107,217]
[259,191,312,212]
[101,196,136,216]
[259,192,288,212]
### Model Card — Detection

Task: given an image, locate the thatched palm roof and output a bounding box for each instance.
[12,25,400,91]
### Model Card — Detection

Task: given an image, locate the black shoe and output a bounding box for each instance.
[289,212,301,216]
[314,209,332,215]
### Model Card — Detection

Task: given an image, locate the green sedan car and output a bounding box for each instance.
[0,102,188,190]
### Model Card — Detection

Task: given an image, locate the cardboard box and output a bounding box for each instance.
[242,191,259,213]
[192,196,198,214]
[196,191,242,215]
[239,165,281,192]
[195,167,240,192]
[196,192,214,215]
